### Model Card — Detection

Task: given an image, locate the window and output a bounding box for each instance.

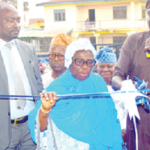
[113,6,127,19]
[54,9,66,21]
[113,36,127,44]
[24,2,28,10]
[142,6,146,19]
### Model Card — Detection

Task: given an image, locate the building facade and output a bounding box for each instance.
[37,0,147,50]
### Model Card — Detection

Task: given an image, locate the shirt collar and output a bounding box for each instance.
[0,39,7,50]
[0,39,15,50]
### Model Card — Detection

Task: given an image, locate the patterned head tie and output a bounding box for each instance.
[65,38,97,68]
[146,0,150,9]
[49,33,72,48]
[96,46,117,63]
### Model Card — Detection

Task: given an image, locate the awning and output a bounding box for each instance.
[18,28,73,38]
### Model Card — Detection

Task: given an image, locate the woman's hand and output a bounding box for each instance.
[39,91,59,131]
[40,91,59,112]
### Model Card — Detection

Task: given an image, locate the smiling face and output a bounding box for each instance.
[97,63,115,85]
[49,45,66,73]
[0,5,21,42]
[69,50,95,81]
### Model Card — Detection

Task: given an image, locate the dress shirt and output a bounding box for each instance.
[0,39,35,119]
[41,71,54,89]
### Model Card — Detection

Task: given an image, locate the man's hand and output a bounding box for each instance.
[122,129,126,143]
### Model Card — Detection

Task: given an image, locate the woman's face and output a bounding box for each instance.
[97,63,115,85]
[69,50,95,81]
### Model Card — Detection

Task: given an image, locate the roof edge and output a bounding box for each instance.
[36,0,110,6]
[36,0,146,7]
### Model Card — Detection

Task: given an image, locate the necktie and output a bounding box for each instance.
[5,43,26,110]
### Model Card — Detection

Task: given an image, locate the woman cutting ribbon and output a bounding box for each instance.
[28,38,123,150]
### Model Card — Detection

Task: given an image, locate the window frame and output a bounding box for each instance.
[113,36,127,44]
[141,5,146,19]
[54,9,66,22]
[113,6,127,19]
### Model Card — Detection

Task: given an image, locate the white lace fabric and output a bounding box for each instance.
[35,110,89,150]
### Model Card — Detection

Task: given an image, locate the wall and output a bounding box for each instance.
[29,21,44,28]
[44,4,76,30]
[75,1,147,30]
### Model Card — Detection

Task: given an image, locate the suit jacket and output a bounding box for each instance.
[0,39,43,149]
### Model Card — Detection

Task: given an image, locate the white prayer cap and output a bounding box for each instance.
[65,38,97,68]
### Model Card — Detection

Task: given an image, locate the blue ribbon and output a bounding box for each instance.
[133,76,150,110]
[0,89,150,100]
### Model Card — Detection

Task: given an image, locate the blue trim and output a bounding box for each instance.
[36,0,115,6]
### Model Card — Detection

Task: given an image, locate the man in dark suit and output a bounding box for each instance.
[0,2,43,150]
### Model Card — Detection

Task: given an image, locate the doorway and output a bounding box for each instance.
[89,9,95,22]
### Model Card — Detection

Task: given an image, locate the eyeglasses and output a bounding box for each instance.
[72,58,96,67]
[49,54,64,61]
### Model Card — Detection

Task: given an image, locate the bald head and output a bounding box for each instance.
[0,2,16,14]
[0,2,21,42]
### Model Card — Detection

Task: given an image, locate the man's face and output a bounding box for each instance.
[97,63,115,85]
[0,6,21,42]
[69,50,95,81]
[49,45,66,73]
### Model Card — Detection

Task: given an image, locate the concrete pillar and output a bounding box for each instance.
[17,0,24,27]
[94,33,100,51]
[130,2,135,30]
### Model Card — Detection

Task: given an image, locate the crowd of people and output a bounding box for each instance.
[0,0,150,150]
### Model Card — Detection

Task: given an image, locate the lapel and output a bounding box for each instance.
[0,52,8,92]
[15,39,37,96]
[15,39,31,76]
